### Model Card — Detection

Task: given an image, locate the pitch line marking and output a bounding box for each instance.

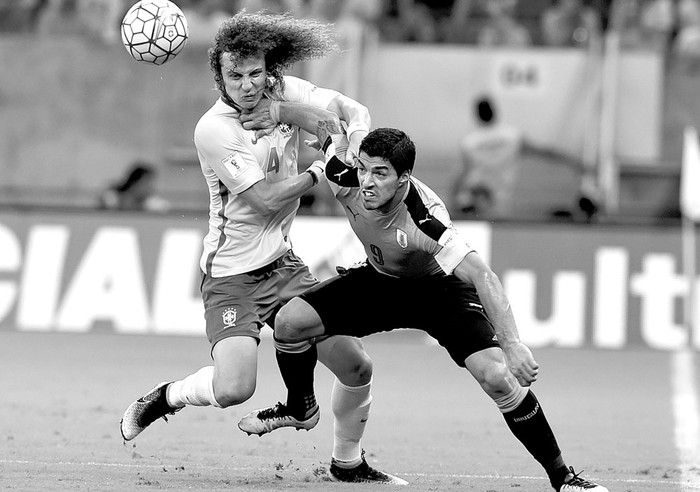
[672,349,700,491]
[0,460,694,487]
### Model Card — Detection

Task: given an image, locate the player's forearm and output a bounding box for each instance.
[276,102,340,141]
[247,172,317,215]
[473,273,521,348]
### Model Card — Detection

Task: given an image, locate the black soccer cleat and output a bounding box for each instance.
[329,450,408,485]
[120,382,181,441]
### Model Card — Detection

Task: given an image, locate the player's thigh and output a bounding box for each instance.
[317,335,372,385]
[211,336,259,400]
[418,278,500,368]
[301,265,406,337]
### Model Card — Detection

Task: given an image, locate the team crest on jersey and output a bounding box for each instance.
[222,307,237,327]
[396,229,408,249]
[277,123,293,136]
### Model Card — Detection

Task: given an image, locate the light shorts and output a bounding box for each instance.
[200,250,317,350]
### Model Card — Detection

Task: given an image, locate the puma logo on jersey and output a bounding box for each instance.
[334,168,350,179]
[419,217,431,225]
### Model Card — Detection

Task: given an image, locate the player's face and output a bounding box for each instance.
[356,152,407,212]
[220,52,267,110]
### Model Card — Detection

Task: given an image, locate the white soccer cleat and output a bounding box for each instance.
[559,467,608,492]
[330,450,408,485]
[237,402,319,436]
[120,382,180,441]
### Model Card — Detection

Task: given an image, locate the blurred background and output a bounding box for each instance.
[2,0,700,350]
[0,0,697,223]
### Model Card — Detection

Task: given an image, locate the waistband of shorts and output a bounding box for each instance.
[245,253,287,276]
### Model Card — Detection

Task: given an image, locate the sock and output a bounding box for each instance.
[274,338,318,419]
[331,377,372,466]
[166,366,221,408]
[502,390,567,488]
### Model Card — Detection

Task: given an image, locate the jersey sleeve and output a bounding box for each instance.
[407,179,476,275]
[281,76,340,108]
[434,227,475,275]
[194,116,264,194]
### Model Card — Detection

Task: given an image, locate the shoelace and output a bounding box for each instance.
[257,402,289,420]
[565,467,596,489]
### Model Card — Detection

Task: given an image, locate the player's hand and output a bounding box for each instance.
[238,99,278,144]
[503,342,539,387]
[304,138,322,151]
[346,129,367,166]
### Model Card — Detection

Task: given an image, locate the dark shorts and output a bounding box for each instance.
[300,263,500,367]
[201,250,317,349]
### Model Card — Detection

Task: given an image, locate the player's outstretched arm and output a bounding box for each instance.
[326,94,370,165]
[452,252,539,387]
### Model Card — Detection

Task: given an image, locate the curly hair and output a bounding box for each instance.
[208,11,339,99]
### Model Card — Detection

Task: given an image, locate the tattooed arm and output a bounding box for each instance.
[239,98,342,146]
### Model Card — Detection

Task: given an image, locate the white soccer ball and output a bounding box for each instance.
[121,0,189,66]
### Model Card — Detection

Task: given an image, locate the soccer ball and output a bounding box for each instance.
[121,0,189,66]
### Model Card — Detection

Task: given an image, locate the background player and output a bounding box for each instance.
[240,125,609,492]
[120,11,404,485]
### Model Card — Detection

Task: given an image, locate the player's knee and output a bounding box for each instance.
[213,381,255,408]
[274,309,306,343]
[475,361,512,396]
[347,351,373,385]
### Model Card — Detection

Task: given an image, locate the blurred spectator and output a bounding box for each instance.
[98,162,171,212]
[451,96,586,220]
[540,0,603,47]
[639,0,675,51]
[476,0,532,47]
[609,0,675,51]
[36,0,84,36]
[451,97,523,219]
[673,0,700,59]
[379,0,440,43]
[0,0,49,32]
[180,0,233,45]
[237,0,302,14]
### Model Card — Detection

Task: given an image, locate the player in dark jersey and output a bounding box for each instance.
[239,125,608,492]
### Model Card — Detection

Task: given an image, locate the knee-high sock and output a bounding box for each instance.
[166,366,221,408]
[331,378,372,463]
[502,389,566,481]
[274,338,318,418]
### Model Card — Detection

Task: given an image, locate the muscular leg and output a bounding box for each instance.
[318,336,373,465]
[465,347,569,489]
[167,336,258,409]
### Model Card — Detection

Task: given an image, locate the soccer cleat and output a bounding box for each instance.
[330,450,408,485]
[237,402,319,436]
[559,467,609,491]
[120,382,181,441]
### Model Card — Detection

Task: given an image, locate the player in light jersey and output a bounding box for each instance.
[120,12,404,485]
[240,127,609,492]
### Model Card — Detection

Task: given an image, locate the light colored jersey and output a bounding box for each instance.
[459,122,522,217]
[194,76,338,277]
[326,154,474,278]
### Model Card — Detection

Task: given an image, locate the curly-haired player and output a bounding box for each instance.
[120,11,405,485]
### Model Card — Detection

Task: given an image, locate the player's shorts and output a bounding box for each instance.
[201,249,317,350]
[299,262,500,367]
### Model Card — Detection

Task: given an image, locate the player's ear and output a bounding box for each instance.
[398,170,411,184]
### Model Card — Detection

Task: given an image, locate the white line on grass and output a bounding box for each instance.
[0,460,694,487]
[672,349,700,491]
